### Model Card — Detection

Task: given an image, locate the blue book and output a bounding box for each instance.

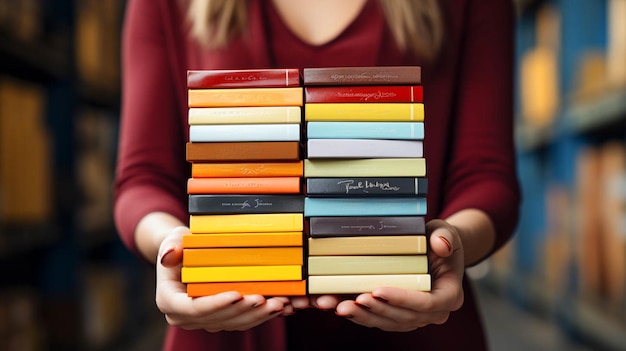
[306,122,424,139]
[304,197,427,217]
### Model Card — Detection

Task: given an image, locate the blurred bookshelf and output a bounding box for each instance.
[0,1,162,350]
[476,1,626,351]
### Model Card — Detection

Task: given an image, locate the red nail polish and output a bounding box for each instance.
[159,248,174,264]
[231,297,243,304]
[439,235,452,252]
[373,296,388,303]
[354,302,370,310]
[269,309,282,315]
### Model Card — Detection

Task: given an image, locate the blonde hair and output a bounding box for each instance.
[186,0,444,61]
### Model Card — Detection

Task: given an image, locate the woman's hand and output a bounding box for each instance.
[310,219,465,331]
[155,227,295,332]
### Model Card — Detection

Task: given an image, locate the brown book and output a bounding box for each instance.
[186,142,300,162]
[303,66,421,86]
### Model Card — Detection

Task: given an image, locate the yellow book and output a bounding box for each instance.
[188,106,302,124]
[182,232,303,248]
[188,87,303,107]
[304,158,426,177]
[308,255,428,275]
[305,103,424,121]
[308,235,427,256]
[181,265,303,283]
[189,213,304,233]
[183,247,304,267]
[308,274,431,294]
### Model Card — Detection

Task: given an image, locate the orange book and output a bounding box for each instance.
[191,161,304,178]
[188,87,303,107]
[183,247,303,267]
[187,280,307,297]
[187,177,302,194]
[182,232,304,248]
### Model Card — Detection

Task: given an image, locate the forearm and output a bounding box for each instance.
[444,208,495,266]
[135,211,186,263]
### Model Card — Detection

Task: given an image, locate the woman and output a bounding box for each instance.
[113,0,520,350]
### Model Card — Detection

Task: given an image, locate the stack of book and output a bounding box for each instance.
[302,66,431,294]
[182,69,307,297]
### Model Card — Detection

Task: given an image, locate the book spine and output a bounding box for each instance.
[303,158,426,177]
[308,216,425,236]
[306,122,424,140]
[187,68,301,88]
[304,197,427,217]
[307,274,431,294]
[188,194,305,214]
[302,66,422,85]
[182,232,304,248]
[186,280,307,297]
[306,178,428,197]
[191,161,304,178]
[304,103,424,122]
[304,85,423,103]
[187,177,301,194]
[190,124,301,142]
[188,106,302,125]
[306,139,423,158]
[186,142,301,162]
[183,247,304,266]
[189,213,304,233]
[181,265,303,283]
[307,255,428,275]
[307,235,427,255]
[188,87,303,107]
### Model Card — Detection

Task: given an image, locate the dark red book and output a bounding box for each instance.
[305,85,423,103]
[302,66,421,86]
[187,69,301,89]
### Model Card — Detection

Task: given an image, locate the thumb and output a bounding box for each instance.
[157,226,188,267]
[426,219,459,258]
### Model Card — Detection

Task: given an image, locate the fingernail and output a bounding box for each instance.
[439,235,452,253]
[373,296,388,303]
[231,296,243,304]
[269,309,283,315]
[252,301,265,308]
[159,248,174,264]
[336,312,354,319]
[354,302,370,310]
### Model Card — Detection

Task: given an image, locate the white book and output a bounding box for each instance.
[189,124,301,142]
[307,139,423,158]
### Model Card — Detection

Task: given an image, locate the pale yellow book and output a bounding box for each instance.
[305,103,424,121]
[190,213,304,233]
[188,106,302,124]
[181,265,302,283]
[308,274,431,294]
[304,158,425,177]
[308,235,427,255]
[308,255,428,275]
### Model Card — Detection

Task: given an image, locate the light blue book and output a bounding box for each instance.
[306,122,424,139]
[190,124,301,142]
[304,197,427,217]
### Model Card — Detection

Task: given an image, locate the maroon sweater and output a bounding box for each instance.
[114,0,520,350]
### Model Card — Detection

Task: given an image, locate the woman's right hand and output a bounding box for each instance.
[155,227,294,332]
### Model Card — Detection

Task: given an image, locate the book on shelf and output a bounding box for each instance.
[189,194,305,214]
[306,121,424,140]
[306,177,428,197]
[182,232,304,248]
[181,265,303,283]
[189,124,301,142]
[188,106,302,125]
[306,139,423,158]
[191,161,303,178]
[187,68,301,89]
[187,280,307,297]
[186,141,301,162]
[183,247,304,267]
[308,216,425,237]
[304,85,423,103]
[187,177,301,194]
[188,87,303,107]
[304,197,427,217]
[189,213,304,233]
[304,103,424,122]
[307,274,431,294]
[307,235,427,255]
[302,66,421,86]
[303,158,426,177]
[307,255,428,275]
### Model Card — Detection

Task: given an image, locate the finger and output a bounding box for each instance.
[289,296,311,310]
[158,226,189,267]
[426,219,459,258]
[312,294,343,310]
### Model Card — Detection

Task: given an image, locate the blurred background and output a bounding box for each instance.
[0,0,624,350]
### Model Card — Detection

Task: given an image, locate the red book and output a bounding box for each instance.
[305,85,423,103]
[187,69,301,89]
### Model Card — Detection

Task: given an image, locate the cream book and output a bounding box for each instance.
[308,274,431,294]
